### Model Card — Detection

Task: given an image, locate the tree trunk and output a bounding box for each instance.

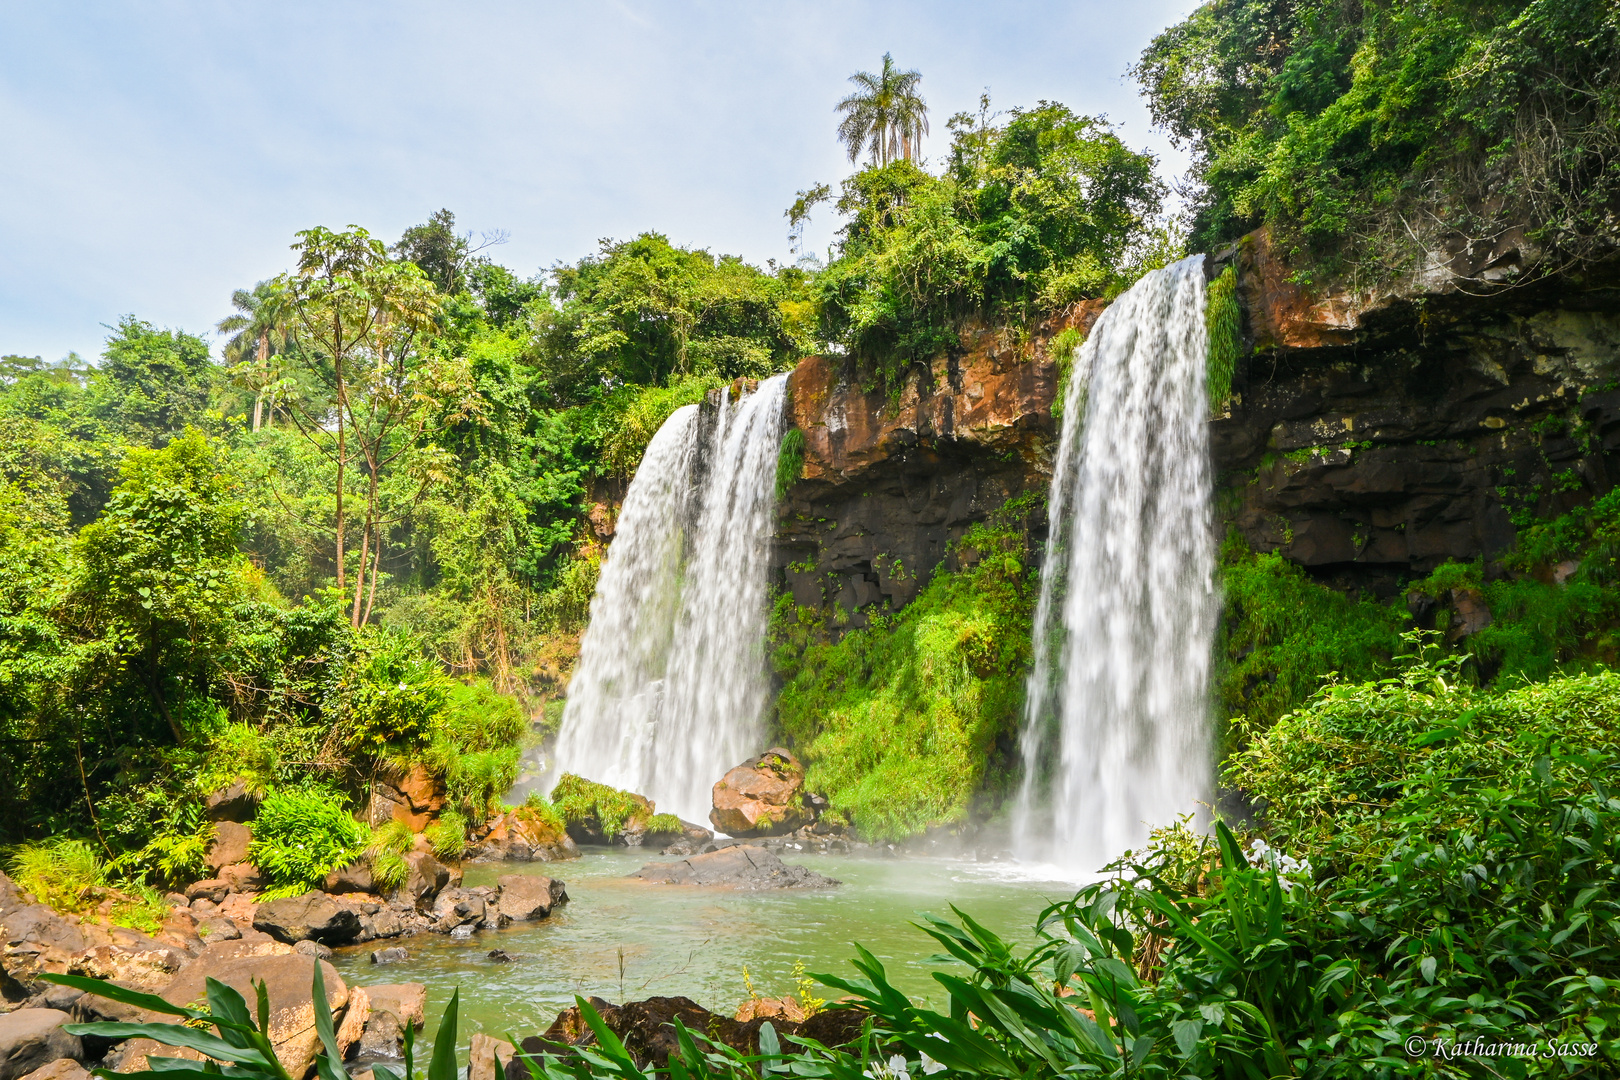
[334,321,346,594]
[253,329,268,431]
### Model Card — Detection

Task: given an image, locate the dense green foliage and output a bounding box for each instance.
[773,508,1038,840]
[808,103,1164,391]
[0,209,814,874]
[1137,0,1620,280]
[1216,536,1407,733]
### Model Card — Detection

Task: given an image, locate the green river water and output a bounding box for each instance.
[327,849,1082,1056]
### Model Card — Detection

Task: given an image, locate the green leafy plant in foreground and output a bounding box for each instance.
[47,967,458,1080]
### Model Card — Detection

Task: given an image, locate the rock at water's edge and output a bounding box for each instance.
[709,749,815,837]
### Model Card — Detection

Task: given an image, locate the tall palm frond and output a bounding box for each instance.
[835,53,929,167]
[217,278,294,430]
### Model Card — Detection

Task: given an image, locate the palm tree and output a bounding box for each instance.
[217,278,292,430]
[835,53,929,167]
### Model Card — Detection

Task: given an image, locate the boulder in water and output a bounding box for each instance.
[709,749,815,837]
[630,845,838,890]
[550,775,654,846]
[495,875,568,921]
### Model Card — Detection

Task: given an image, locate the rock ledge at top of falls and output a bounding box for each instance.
[629,845,840,890]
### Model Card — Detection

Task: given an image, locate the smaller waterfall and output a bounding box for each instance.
[551,375,788,823]
[1014,255,1216,874]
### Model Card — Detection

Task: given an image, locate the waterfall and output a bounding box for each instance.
[1013,255,1216,874]
[551,374,788,822]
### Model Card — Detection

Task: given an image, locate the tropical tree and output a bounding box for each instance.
[277,225,451,627]
[835,53,929,166]
[216,279,293,431]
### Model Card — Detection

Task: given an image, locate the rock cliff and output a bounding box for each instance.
[774,232,1620,609]
[772,304,1101,623]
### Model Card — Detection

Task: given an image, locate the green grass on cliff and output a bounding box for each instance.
[1216,535,1406,737]
[772,518,1036,842]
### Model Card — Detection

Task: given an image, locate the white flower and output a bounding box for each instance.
[863,1054,910,1080]
[919,1051,947,1075]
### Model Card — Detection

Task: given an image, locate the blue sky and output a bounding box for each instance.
[1,1,1199,362]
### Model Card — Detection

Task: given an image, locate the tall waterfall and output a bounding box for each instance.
[1013,256,1217,874]
[551,374,788,822]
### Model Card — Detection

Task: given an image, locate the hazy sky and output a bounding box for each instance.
[1,1,1199,362]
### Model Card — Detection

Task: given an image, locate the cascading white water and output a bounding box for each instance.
[550,374,788,822]
[1013,255,1216,874]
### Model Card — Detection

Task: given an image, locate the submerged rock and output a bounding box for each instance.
[630,845,838,890]
[709,749,815,837]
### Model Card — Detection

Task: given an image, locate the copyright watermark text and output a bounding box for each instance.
[1405,1035,1599,1061]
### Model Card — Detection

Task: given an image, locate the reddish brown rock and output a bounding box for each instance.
[369,766,445,832]
[468,809,579,863]
[116,950,348,1078]
[207,821,253,871]
[709,749,814,837]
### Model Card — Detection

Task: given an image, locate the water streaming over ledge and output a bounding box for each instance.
[1013,256,1217,875]
[550,375,788,822]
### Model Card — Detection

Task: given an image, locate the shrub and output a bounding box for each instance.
[1216,535,1405,734]
[194,723,280,797]
[341,629,448,754]
[533,554,600,635]
[248,789,370,899]
[595,375,721,476]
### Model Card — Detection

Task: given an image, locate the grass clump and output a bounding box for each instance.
[774,516,1036,841]
[424,810,468,861]
[367,819,415,891]
[6,837,105,910]
[549,774,648,839]
[248,789,370,899]
[774,428,805,500]
[520,792,567,834]
[644,813,683,835]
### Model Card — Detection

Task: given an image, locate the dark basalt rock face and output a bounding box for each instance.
[1213,231,1620,593]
